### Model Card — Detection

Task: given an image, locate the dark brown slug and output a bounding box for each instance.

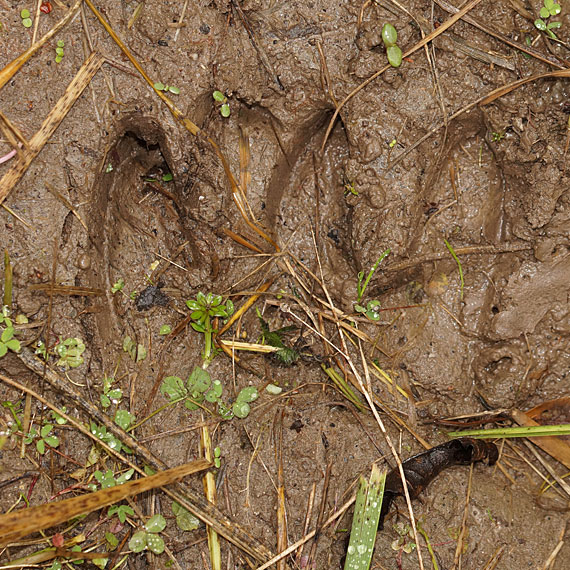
[379,438,498,529]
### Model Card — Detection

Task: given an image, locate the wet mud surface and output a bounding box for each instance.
[1,1,569,568]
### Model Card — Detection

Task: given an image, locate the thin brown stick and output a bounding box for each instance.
[0,52,105,206]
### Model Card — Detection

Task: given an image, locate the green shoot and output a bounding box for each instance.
[20,9,32,28]
[0,309,20,358]
[153,82,180,95]
[186,292,234,364]
[357,249,390,302]
[212,90,231,117]
[444,239,464,300]
[448,424,570,439]
[381,23,402,67]
[535,0,562,39]
[129,514,166,554]
[344,464,386,570]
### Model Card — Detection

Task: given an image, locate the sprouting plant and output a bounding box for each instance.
[54,337,85,368]
[212,90,231,117]
[123,336,147,363]
[172,501,200,531]
[160,366,259,419]
[25,421,60,454]
[382,23,403,67]
[20,9,32,28]
[344,179,358,196]
[153,82,181,95]
[100,375,123,409]
[111,278,125,294]
[354,249,390,321]
[186,292,234,363]
[108,503,134,524]
[55,39,64,63]
[391,522,417,555]
[257,309,299,365]
[129,514,167,555]
[94,468,134,489]
[535,0,562,39]
[89,421,131,455]
[491,130,505,143]
[0,310,20,358]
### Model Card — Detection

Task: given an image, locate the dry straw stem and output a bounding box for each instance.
[15,349,274,563]
[321,0,484,150]
[83,0,278,252]
[0,52,104,206]
[0,0,82,90]
[0,458,210,546]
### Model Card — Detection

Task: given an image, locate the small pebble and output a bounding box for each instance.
[77,254,91,270]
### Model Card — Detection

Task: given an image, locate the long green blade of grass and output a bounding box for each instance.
[344,465,386,570]
[448,424,570,439]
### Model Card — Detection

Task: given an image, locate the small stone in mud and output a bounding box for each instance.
[135,285,169,311]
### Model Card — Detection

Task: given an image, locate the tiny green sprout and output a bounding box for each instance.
[212,90,231,118]
[381,23,398,46]
[214,446,221,468]
[21,9,32,28]
[162,172,173,182]
[129,514,166,554]
[344,180,358,196]
[55,40,65,63]
[0,313,20,358]
[54,337,85,368]
[491,130,505,143]
[386,45,403,67]
[154,82,180,95]
[35,423,60,454]
[105,163,113,173]
[186,292,234,363]
[389,138,397,148]
[381,23,402,67]
[159,324,172,335]
[108,504,134,524]
[232,386,259,418]
[535,0,562,39]
[123,335,146,362]
[172,501,200,531]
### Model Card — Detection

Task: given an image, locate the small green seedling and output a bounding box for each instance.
[161,366,258,419]
[94,468,134,489]
[491,130,505,143]
[535,0,562,39]
[381,23,402,67]
[257,309,299,365]
[123,335,147,363]
[55,39,64,63]
[153,81,180,94]
[391,522,417,555]
[354,249,390,321]
[108,504,134,524]
[0,310,20,358]
[129,514,166,554]
[186,292,234,363]
[54,337,85,368]
[90,421,131,455]
[172,501,200,531]
[25,422,60,454]
[20,9,32,28]
[212,90,231,117]
[100,375,123,409]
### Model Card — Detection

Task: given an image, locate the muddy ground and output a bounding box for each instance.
[1,0,569,568]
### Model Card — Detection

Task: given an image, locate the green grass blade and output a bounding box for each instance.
[448,424,570,439]
[344,465,386,570]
